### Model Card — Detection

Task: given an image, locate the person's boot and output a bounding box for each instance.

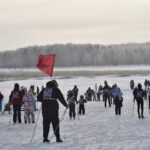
[141,115,145,119]
[43,138,50,143]
[56,138,63,143]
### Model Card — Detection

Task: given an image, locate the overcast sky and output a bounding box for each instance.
[0,0,150,51]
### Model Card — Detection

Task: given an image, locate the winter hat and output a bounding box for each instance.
[46,81,55,88]
[138,83,142,89]
[68,90,73,97]
[52,80,58,88]
[14,83,19,88]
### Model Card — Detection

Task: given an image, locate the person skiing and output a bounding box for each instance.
[72,85,78,101]
[113,87,123,115]
[103,81,111,107]
[37,80,68,143]
[85,87,92,101]
[134,83,145,119]
[146,86,150,111]
[23,89,36,123]
[78,95,87,115]
[130,80,135,90]
[9,83,23,124]
[97,85,103,101]
[0,91,4,112]
[67,90,77,119]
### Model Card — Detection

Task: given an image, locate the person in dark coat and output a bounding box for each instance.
[135,83,145,119]
[72,85,78,101]
[9,83,23,124]
[67,90,77,119]
[103,81,111,107]
[37,80,68,143]
[113,87,123,115]
[0,91,4,112]
[78,95,87,115]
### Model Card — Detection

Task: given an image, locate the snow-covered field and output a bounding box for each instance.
[0,73,150,150]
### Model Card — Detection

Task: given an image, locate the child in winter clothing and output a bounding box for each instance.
[113,87,123,115]
[67,90,77,119]
[78,95,87,115]
[23,89,36,123]
[2,102,12,114]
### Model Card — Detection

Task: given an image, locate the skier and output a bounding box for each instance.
[23,89,36,123]
[78,95,87,115]
[130,80,134,90]
[113,87,123,115]
[85,87,92,101]
[134,83,145,119]
[37,80,68,143]
[72,85,78,101]
[9,83,23,124]
[0,91,4,112]
[97,85,103,101]
[67,90,77,119]
[103,81,111,107]
[146,86,150,110]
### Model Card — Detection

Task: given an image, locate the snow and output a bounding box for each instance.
[0,73,150,150]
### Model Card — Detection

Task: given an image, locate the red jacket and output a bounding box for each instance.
[9,87,23,105]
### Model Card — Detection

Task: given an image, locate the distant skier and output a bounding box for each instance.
[67,90,77,119]
[134,83,145,119]
[113,87,123,115]
[103,81,111,107]
[147,86,150,110]
[85,87,92,101]
[72,85,78,101]
[78,95,87,115]
[130,80,134,90]
[97,85,103,101]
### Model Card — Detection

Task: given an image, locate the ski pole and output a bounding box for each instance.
[49,108,67,142]
[77,104,80,120]
[132,101,135,118]
[30,104,42,143]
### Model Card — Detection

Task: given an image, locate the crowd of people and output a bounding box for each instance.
[1,79,150,143]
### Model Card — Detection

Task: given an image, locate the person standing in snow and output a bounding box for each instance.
[113,87,123,115]
[9,83,23,124]
[147,86,150,110]
[134,83,145,119]
[37,80,68,143]
[103,81,111,107]
[67,90,77,119]
[23,89,36,123]
[78,95,87,115]
[72,85,78,101]
[97,85,103,101]
[0,91,4,112]
[130,80,135,90]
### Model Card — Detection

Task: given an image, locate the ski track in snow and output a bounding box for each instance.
[1,74,150,150]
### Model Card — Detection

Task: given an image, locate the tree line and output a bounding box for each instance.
[0,42,150,68]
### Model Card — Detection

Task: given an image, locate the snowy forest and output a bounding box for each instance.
[0,42,150,68]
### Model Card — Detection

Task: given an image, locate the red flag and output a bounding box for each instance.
[36,54,55,76]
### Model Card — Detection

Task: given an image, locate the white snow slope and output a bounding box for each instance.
[0,74,150,150]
